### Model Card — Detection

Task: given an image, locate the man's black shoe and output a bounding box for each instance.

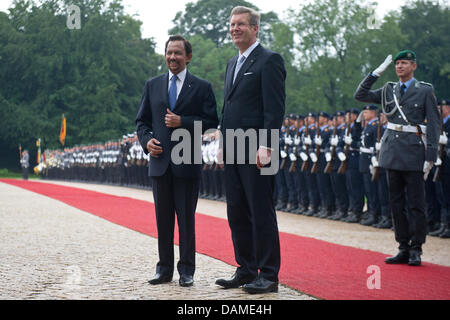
[242,277,278,294]
[385,250,409,264]
[179,274,194,287]
[408,249,422,266]
[215,273,255,289]
[148,273,172,285]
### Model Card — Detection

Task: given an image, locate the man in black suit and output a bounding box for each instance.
[215,6,286,294]
[136,35,218,287]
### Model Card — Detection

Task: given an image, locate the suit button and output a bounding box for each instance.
[395,134,399,138]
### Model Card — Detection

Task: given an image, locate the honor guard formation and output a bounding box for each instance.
[39,100,450,239]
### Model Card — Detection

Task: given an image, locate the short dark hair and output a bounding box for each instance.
[165,35,192,57]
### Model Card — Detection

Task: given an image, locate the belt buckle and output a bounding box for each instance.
[395,125,402,132]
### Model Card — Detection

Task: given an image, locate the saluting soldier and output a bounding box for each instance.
[354,50,440,266]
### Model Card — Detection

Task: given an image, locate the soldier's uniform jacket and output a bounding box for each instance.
[354,74,440,171]
[358,118,378,173]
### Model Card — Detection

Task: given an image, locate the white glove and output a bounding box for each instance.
[344,135,352,145]
[330,135,339,147]
[285,136,293,145]
[338,152,346,161]
[423,161,434,180]
[375,142,382,151]
[356,112,363,123]
[314,135,322,146]
[369,165,374,176]
[300,152,308,161]
[325,152,332,162]
[371,156,379,167]
[280,150,287,159]
[439,133,448,145]
[435,157,442,166]
[304,135,312,145]
[294,136,301,146]
[310,153,318,163]
[373,54,393,77]
[289,153,297,162]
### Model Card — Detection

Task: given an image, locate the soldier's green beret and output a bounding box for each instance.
[394,50,416,62]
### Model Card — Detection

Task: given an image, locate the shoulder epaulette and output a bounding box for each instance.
[418,81,433,88]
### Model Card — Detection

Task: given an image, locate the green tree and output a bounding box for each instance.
[398,0,450,99]
[286,0,406,113]
[0,0,162,169]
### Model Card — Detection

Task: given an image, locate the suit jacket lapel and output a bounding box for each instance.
[227,44,261,99]
[173,70,193,111]
[225,57,238,96]
[163,72,169,107]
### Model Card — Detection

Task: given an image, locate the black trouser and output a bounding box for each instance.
[22,167,28,180]
[152,166,199,277]
[387,169,426,250]
[224,163,281,282]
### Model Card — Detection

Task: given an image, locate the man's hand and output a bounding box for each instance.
[373,54,392,77]
[146,138,163,158]
[256,147,271,169]
[165,108,182,128]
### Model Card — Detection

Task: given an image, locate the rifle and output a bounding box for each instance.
[289,128,301,173]
[337,114,351,175]
[324,117,337,174]
[310,118,320,174]
[301,123,310,172]
[280,129,290,170]
[371,112,382,181]
[433,105,444,182]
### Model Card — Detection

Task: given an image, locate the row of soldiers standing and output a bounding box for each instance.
[42,133,151,189]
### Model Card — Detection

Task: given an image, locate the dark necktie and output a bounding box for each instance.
[169,75,178,110]
[400,84,406,97]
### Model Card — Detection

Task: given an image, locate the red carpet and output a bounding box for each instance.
[3,178,450,300]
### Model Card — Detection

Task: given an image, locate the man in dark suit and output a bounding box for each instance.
[215,6,286,294]
[136,35,218,287]
[354,50,440,266]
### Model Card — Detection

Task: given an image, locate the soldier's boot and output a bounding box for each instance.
[361,212,377,226]
[318,207,333,219]
[294,204,308,215]
[429,223,446,237]
[286,202,298,213]
[331,209,347,221]
[304,206,319,217]
[345,211,362,223]
[375,216,392,229]
[275,200,287,211]
[439,224,450,238]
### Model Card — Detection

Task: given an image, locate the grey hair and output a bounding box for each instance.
[230,6,260,27]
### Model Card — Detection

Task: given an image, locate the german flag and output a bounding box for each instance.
[59,114,66,146]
